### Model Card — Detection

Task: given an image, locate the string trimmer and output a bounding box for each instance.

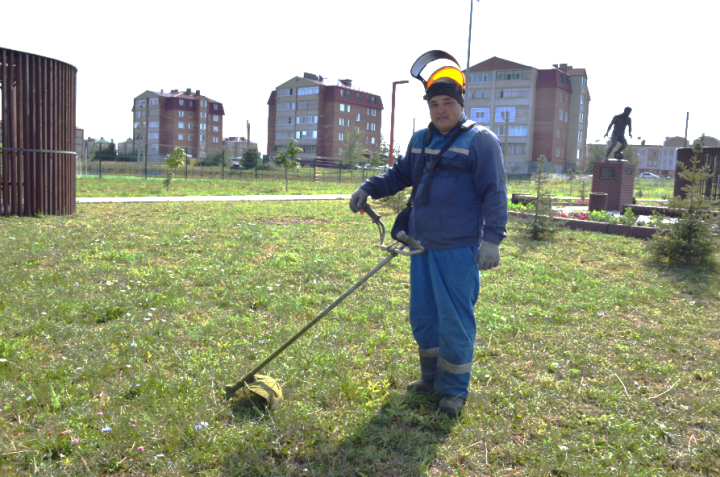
[224,204,423,405]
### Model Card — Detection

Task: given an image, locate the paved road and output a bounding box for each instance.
[77,194,352,204]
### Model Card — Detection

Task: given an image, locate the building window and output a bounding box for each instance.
[179,99,185,106]
[366,122,370,130]
[493,125,505,136]
[136,99,146,107]
[189,100,194,107]
[178,134,184,140]
[148,133,159,139]
[495,88,528,99]
[338,133,344,141]
[179,111,184,117]
[577,148,581,160]
[297,116,318,124]
[560,75,565,84]
[213,126,219,132]
[188,135,193,141]
[213,115,219,121]
[471,90,488,99]
[371,137,375,144]
[188,123,193,129]
[149,110,159,116]
[200,123,206,130]
[150,144,159,151]
[150,98,158,105]
[200,134,205,141]
[297,86,318,95]
[495,107,515,122]
[580,112,584,123]
[295,130,317,139]
[470,108,490,123]
[582,78,587,87]
[357,93,363,100]
[213,104,219,111]
[508,125,527,136]
[276,117,293,125]
[560,92,564,102]
[297,100,319,110]
[580,94,584,104]
[556,148,561,157]
[558,110,563,121]
[200,112,207,118]
[136,111,141,118]
[356,113,361,121]
[277,102,295,111]
[372,109,377,117]
[496,69,530,80]
[578,131,583,142]
[189,111,193,118]
[213,137,219,143]
[470,72,492,83]
[178,122,185,129]
[276,131,292,139]
[557,129,561,138]
[134,122,140,129]
[339,118,345,126]
[277,88,293,97]
[338,147,343,154]
[505,143,527,155]
[201,100,207,107]
[564,112,568,122]
[371,123,376,131]
[366,108,370,115]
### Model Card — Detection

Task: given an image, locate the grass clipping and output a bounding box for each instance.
[243,374,283,408]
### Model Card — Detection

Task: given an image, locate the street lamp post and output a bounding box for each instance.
[389,80,409,167]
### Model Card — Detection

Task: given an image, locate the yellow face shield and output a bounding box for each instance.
[410,50,465,93]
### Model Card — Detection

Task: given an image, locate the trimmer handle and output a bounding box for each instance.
[360,204,381,224]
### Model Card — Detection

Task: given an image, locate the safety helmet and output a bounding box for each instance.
[410,50,466,100]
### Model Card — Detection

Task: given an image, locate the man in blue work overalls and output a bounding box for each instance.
[349,51,508,417]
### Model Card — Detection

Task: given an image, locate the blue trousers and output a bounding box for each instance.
[409,246,480,398]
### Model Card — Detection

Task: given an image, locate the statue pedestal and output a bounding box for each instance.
[591,162,635,211]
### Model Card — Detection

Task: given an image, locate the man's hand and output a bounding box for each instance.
[476,242,500,270]
[604,133,608,138]
[629,133,633,138]
[349,188,369,213]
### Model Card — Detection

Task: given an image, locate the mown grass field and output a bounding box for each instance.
[76,175,358,198]
[1,201,719,476]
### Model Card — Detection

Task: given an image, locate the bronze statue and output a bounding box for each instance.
[604,107,632,161]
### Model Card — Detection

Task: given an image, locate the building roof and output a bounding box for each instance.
[468,56,532,72]
[137,89,222,104]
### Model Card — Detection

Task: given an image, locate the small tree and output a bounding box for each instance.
[163,147,187,192]
[566,169,577,198]
[241,146,260,169]
[526,155,558,241]
[276,138,302,192]
[342,127,366,165]
[648,137,718,266]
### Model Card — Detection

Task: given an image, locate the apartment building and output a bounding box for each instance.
[117,138,134,155]
[132,88,225,162]
[635,136,720,178]
[465,58,589,173]
[267,73,383,160]
[223,137,257,158]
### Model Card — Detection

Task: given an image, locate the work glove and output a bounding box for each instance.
[349,188,369,213]
[477,241,500,271]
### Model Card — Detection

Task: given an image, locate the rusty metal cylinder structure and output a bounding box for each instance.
[1,47,77,217]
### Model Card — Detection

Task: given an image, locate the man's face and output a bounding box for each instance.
[428,95,463,134]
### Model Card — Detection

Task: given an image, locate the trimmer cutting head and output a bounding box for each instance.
[225,374,283,407]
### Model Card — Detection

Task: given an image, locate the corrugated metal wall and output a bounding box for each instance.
[1,47,77,217]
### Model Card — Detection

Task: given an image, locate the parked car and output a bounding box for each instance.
[639,172,659,179]
[230,161,241,169]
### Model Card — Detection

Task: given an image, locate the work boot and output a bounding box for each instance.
[438,395,465,418]
[407,378,435,395]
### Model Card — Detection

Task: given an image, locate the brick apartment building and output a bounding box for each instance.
[223,137,257,159]
[132,88,225,162]
[465,58,589,173]
[267,73,383,161]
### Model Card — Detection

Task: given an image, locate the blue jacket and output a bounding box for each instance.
[360,118,508,250]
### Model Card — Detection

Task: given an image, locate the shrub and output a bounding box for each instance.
[377,191,410,213]
[648,137,718,266]
[525,155,559,241]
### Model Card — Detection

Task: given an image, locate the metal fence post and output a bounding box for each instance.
[144,144,148,180]
[222,150,225,180]
[313,158,316,182]
[99,144,103,179]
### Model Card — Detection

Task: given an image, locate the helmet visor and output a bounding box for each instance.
[426,66,465,90]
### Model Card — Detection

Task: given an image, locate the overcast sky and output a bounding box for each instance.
[3,0,717,155]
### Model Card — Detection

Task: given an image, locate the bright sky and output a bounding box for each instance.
[2,0,717,155]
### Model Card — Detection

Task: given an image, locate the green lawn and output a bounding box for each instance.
[1,201,718,476]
